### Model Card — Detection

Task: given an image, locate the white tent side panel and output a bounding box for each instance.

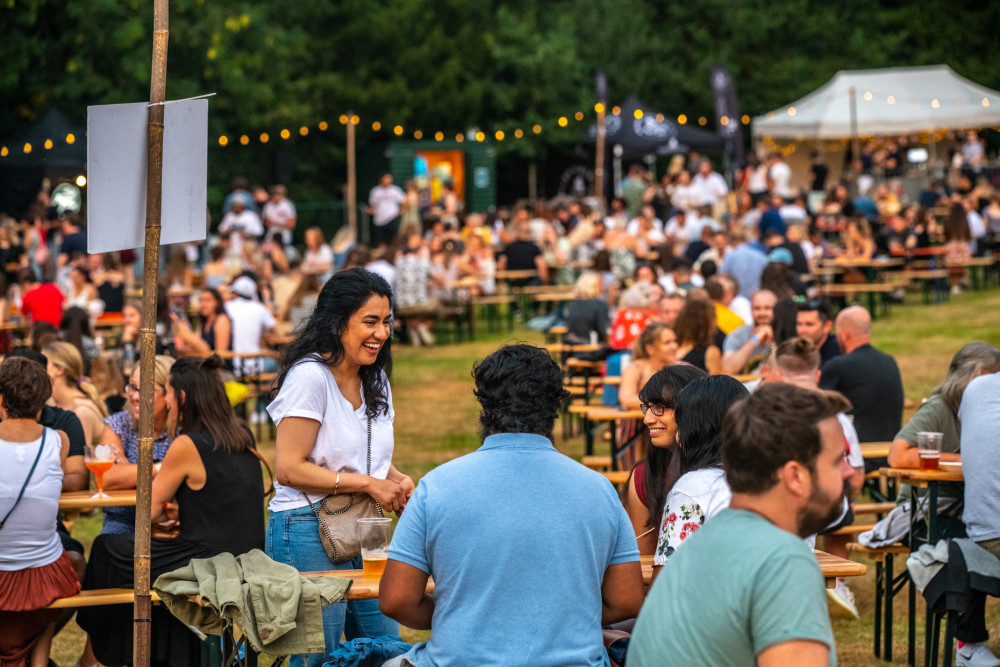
[752,65,1000,140]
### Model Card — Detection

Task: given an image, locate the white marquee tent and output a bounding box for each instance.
[752,65,1000,140]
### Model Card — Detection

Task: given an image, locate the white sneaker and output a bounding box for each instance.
[827,578,859,619]
[956,642,1000,667]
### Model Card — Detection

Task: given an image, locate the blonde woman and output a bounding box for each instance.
[43,342,109,445]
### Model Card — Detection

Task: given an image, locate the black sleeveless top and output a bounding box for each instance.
[682,345,708,372]
[174,428,265,556]
[97,281,125,313]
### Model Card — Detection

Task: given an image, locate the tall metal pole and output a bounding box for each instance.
[594,71,607,215]
[849,87,860,171]
[346,113,357,239]
[134,1,168,664]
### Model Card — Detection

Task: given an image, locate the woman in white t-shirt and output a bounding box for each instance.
[653,375,749,569]
[266,268,413,667]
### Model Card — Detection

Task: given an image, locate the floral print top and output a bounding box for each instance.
[653,467,732,566]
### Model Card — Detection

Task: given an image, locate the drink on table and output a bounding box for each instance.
[85,444,115,499]
[358,517,393,579]
[917,431,943,473]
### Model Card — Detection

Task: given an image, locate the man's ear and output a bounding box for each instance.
[779,460,810,499]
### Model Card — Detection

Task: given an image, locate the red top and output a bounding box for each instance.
[21,283,64,326]
[609,308,658,351]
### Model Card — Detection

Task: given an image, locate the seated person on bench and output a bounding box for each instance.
[0,356,78,666]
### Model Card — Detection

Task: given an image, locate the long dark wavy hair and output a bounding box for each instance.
[633,364,707,529]
[170,354,254,454]
[274,268,394,420]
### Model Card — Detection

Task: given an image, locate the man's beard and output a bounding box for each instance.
[796,478,850,538]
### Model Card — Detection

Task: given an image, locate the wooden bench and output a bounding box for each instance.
[602,470,630,487]
[816,282,895,318]
[582,455,613,470]
[831,523,875,536]
[853,502,897,516]
[471,294,516,333]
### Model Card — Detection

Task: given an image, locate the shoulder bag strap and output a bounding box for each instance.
[249,447,276,499]
[0,430,48,529]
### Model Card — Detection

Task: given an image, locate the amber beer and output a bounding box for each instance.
[919,451,940,471]
[362,554,388,578]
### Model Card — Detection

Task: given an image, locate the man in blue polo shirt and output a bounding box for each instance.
[380,344,643,666]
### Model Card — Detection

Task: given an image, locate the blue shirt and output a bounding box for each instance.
[720,244,770,299]
[388,433,639,667]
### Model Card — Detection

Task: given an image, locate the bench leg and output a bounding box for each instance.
[909,569,917,667]
[885,554,894,661]
[874,559,883,658]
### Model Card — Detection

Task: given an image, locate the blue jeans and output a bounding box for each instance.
[266,505,400,667]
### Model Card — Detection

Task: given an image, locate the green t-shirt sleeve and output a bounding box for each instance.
[749,548,835,660]
[895,396,960,453]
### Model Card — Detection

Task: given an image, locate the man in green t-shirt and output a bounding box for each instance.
[629,383,855,667]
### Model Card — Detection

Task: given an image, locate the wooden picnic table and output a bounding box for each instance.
[59,489,137,510]
[860,441,892,459]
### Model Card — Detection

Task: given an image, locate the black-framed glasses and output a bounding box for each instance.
[639,402,671,417]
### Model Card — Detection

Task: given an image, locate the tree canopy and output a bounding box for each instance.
[4,0,999,203]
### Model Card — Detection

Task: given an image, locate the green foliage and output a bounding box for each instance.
[4,0,1000,202]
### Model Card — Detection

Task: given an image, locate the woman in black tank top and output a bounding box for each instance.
[78,354,263,666]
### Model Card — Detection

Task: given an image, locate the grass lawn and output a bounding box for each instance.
[52,288,1000,665]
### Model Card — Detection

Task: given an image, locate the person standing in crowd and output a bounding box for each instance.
[629,383,853,666]
[0,357,78,667]
[225,276,276,377]
[722,288,776,376]
[368,173,407,249]
[379,344,643,666]
[819,306,904,469]
[218,195,263,260]
[720,229,769,299]
[56,215,86,273]
[691,159,729,212]
[78,355,265,667]
[796,299,840,367]
[261,184,297,247]
[267,268,412,667]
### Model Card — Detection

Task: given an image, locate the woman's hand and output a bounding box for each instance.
[367,477,408,514]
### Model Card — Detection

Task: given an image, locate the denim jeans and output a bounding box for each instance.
[266,505,400,667]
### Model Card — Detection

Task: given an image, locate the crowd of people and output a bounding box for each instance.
[1,135,999,666]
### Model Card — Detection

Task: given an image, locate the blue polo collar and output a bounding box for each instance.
[481,433,554,450]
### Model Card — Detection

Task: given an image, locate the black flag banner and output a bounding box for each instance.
[710,65,745,169]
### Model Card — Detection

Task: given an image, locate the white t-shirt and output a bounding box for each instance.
[653,467,731,566]
[691,171,729,206]
[728,295,752,324]
[368,184,407,226]
[267,358,394,512]
[0,428,64,570]
[225,297,276,363]
[302,245,334,283]
[769,161,792,198]
[261,198,297,245]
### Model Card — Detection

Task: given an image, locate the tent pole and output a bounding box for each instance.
[346,113,357,239]
[849,87,860,171]
[134,1,168,665]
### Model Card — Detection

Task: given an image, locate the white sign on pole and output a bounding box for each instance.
[87,98,208,253]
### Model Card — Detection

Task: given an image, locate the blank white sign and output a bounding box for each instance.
[87,99,208,253]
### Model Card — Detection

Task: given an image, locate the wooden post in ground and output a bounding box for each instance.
[346,113,357,240]
[134,1,169,664]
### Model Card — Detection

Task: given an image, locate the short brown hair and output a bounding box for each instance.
[773,337,820,375]
[722,383,851,494]
[0,356,52,419]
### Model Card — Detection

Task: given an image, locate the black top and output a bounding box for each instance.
[60,231,87,257]
[684,240,710,264]
[819,343,904,442]
[502,240,542,272]
[817,335,841,368]
[175,428,265,555]
[40,404,86,457]
[564,298,610,345]
[0,244,24,286]
[97,281,125,313]
[682,345,708,372]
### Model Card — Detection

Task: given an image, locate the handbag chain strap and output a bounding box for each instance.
[307,415,383,561]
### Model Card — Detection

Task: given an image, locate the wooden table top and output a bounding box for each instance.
[860,441,892,459]
[59,489,137,510]
[880,467,964,484]
[583,407,644,421]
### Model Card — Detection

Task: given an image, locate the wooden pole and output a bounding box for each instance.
[134,1,168,664]
[346,114,357,241]
[595,104,606,215]
[849,87,860,172]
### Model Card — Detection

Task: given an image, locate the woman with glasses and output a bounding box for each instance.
[96,355,175,535]
[622,365,706,555]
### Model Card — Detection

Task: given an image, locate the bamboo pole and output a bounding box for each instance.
[134,1,168,664]
[594,104,606,215]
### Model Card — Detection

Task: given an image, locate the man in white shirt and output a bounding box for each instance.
[691,160,729,208]
[261,184,297,246]
[767,154,792,199]
[368,173,407,248]
[225,276,276,377]
[218,196,264,259]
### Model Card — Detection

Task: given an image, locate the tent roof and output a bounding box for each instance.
[752,65,1000,140]
[0,108,86,170]
[590,96,723,157]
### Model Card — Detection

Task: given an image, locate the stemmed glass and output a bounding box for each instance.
[85,444,115,499]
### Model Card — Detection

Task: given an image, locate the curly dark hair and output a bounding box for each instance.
[634,364,707,528]
[473,344,568,440]
[0,356,52,419]
[275,268,393,420]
